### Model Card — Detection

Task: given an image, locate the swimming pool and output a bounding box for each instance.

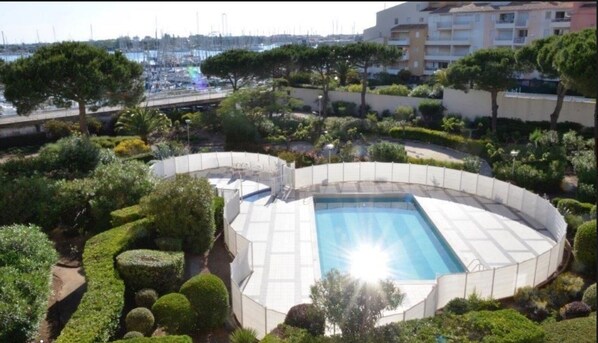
[314,194,464,281]
[242,188,271,202]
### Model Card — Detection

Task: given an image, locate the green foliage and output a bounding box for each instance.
[213,196,225,233]
[552,29,596,98]
[542,316,597,343]
[570,150,596,202]
[310,269,403,342]
[201,49,260,91]
[346,84,362,93]
[394,105,414,121]
[408,84,432,98]
[376,84,409,96]
[462,156,482,173]
[154,237,183,251]
[548,272,585,308]
[557,199,594,216]
[179,273,229,331]
[111,205,144,227]
[38,136,101,179]
[135,288,159,309]
[116,107,172,143]
[44,119,75,139]
[591,205,596,219]
[284,303,326,336]
[417,99,444,127]
[123,331,144,339]
[444,297,470,315]
[0,174,57,228]
[573,220,597,275]
[221,111,260,150]
[388,126,487,157]
[116,249,184,294]
[441,116,465,134]
[141,175,215,254]
[1,41,144,134]
[114,138,151,157]
[582,283,596,310]
[559,301,592,320]
[125,307,155,336]
[331,101,358,117]
[229,328,258,343]
[111,335,193,343]
[90,135,140,149]
[0,224,57,343]
[493,160,564,194]
[150,140,187,161]
[151,293,197,335]
[462,309,545,343]
[368,141,407,163]
[443,293,500,316]
[56,219,150,343]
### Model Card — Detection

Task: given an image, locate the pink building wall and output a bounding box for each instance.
[570,2,596,31]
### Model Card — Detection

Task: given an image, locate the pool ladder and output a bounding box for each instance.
[466,259,485,272]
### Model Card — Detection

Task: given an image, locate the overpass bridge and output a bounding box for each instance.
[0,90,231,138]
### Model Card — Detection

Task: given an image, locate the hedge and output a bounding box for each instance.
[542,316,596,343]
[111,205,144,227]
[557,199,595,216]
[56,218,150,343]
[110,336,193,343]
[388,126,488,158]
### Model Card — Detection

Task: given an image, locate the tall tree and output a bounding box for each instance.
[200,49,259,92]
[1,42,144,135]
[301,45,342,117]
[446,47,521,134]
[344,42,402,117]
[552,28,597,206]
[516,34,570,130]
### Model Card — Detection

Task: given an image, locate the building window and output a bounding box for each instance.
[555,11,565,19]
[518,29,528,37]
[439,62,449,69]
[395,18,399,25]
[419,17,424,23]
[545,11,551,19]
[498,13,515,23]
[415,31,420,38]
[414,47,419,53]
[414,61,419,68]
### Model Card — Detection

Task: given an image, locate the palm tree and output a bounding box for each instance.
[115,106,171,143]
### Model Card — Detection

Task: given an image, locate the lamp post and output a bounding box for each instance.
[318,95,323,117]
[185,119,191,148]
[510,149,519,177]
[325,143,335,164]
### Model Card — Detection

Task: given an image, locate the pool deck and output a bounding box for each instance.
[230,181,556,315]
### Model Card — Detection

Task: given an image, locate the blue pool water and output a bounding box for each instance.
[314,195,464,280]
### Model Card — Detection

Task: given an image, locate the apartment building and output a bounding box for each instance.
[365,1,594,77]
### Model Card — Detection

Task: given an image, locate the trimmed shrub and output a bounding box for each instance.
[559,301,591,320]
[125,307,155,336]
[135,288,159,309]
[408,84,432,98]
[463,309,544,343]
[591,205,596,219]
[38,136,101,179]
[0,175,57,229]
[56,219,150,343]
[116,249,184,293]
[573,220,597,275]
[582,283,596,310]
[140,175,215,255]
[284,303,326,336]
[229,328,258,343]
[418,99,444,127]
[443,297,470,315]
[543,316,597,343]
[462,156,482,173]
[394,105,414,121]
[111,205,144,227]
[557,199,594,216]
[155,237,183,251]
[44,119,74,139]
[565,214,585,240]
[179,273,229,331]
[114,138,151,157]
[548,272,585,308]
[90,135,140,149]
[213,196,225,233]
[331,100,358,117]
[111,336,193,343]
[0,224,57,343]
[376,84,409,96]
[368,141,407,162]
[467,292,501,311]
[388,126,487,157]
[152,293,197,335]
[123,331,144,339]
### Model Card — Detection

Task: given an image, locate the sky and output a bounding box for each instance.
[0,1,403,44]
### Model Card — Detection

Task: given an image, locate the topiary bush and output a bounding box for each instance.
[368,141,407,162]
[229,328,258,343]
[0,224,58,343]
[559,301,591,320]
[111,205,144,227]
[154,237,183,252]
[116,249,184,294]
[125,307,155,336]
[573,220,596,275]
[179,273,229,331]
[376,84,410,96]
[140,175,215,255]
[151,292,197,335]
[135,288,159,309]
[284,303,326,336]
[582,283,596,310]
[123,331,144,339]
[443,297,470,315]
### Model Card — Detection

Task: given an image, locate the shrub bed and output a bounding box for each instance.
[284,303,326,336]
[110,335,193,343]
[111,205,144,227]
[388,126,487,157]
[557,199,594,216]
[56,219,150,343]
[542,316,596,343]
[116,249,184,293]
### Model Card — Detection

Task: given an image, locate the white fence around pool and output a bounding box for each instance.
[151,155,567,339]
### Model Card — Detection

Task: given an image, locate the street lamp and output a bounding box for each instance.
[510,149,519,176]
[325,143,335,164]
[185,119,191,148]
[318,95,323,117]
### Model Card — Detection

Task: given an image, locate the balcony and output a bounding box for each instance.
[453,21,472,30]
[494,37,513,46]
[436,21,452,30]
[495,19,515,28]
[424,54,461,61]
[388,38,410,46]
[513,37,528,45]
[425,37,471,46]
[550,17,571,28]
[515,19,528,27]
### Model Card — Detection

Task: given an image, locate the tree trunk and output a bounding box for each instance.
[322,81,329,118]
[78,101,89,136]
[360,67,368,118]
[490,90,499,134]
[550,82,567,130]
